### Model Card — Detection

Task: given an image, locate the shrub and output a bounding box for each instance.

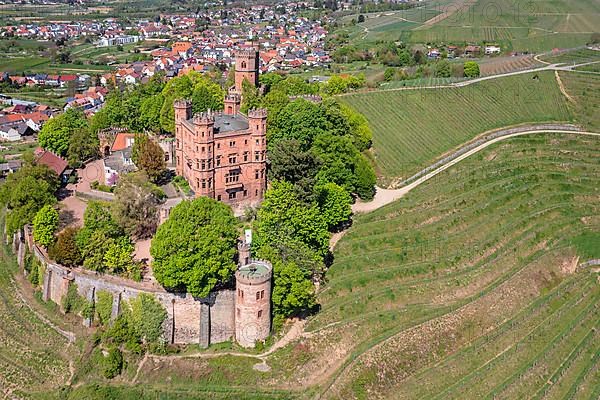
[49,227,82,267]
[95,290,113,326]
[101,347,123,379]
[28,257,40,286]
[62,283,84,314]
[32,204,59,248]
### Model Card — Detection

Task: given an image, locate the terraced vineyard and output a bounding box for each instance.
[560,71,600,131]
[540,48,600,65]
[479,55,540,76]
[315,134,600,398]
[0,238,73,398]
[342,71,573,183]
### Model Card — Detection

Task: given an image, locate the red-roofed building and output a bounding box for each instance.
[111,133,136,152]
[35,149,70,181]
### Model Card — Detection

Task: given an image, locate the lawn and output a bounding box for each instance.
[342,71,573,183]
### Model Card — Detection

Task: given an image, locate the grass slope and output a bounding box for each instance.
[317,134,600,398]
[342,71,573,183]
[0,239,72,397]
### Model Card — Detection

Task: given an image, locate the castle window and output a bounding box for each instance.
[217,195,222,201]
[201,160,206,170]
[260,290,264,299]
[255,170,259,179]
[202,146,205,152]
[196,161,200,169]
[164,153,169,162]
[229,154,237,164]
[229,140,235,147]
[256,291,260,300]
[255,151,259,161]
[225,171,240,183]
[243,190,247,197]
[176,139,180,149]
[244,139,248,145]
[241,61,247,69]
[258,310,262,318]
[228,191,237,200]
[196,178,199,188]
[216,156,221,166]
[201,179,206,189]
[255,189,258,196]
[208,159,212,168]
[255,139,259,145]
[196,145,198,151]
[256,124,259,130]
[217,143,220,149]
[208,178,212,188]
[243,152,248,162]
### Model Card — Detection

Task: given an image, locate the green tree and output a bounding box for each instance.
[315,182,352,230]
[268,139,321,202]
[354,153,377,200]
[103,237,137,277]
[271,260,315,318]
[49,227,82,267]
[101,347,123,379]
[464,61,480,78]
[32,204,59,248]
[240,78,261,113]
[131,135,166,182]
[435,59,452,78]
[271,99,329,149]
[112,172,160,240]
[77,200,123,247]
[384,67,396,82]
[138,93,165,132]
[254,181,330,258]
[0,164,59,234]
[38,108,88,156]
[150,197,239,297]
[67,127,99,166]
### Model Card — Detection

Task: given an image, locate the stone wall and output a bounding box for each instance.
[21,231,236,347]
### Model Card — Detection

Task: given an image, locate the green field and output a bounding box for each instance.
[540,48,600,65]
[342,71,576,183]
[341,0,599,53]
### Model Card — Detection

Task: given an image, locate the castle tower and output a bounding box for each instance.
[224,93,241,115]
[235,260,272,347]
[248,108,268,199]
[174,100,192,178]
[189,111,215,197]
[234,48,259,93]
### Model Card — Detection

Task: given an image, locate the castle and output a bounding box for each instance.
[174,46,267,213]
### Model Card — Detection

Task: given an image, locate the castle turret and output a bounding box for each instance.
[235,260,272,347]
[234,48,259,93]
[224,93,241,115]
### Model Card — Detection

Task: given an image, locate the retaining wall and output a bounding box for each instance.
[20,228,235,347]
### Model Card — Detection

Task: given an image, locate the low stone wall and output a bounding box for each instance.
[19,228,235,347]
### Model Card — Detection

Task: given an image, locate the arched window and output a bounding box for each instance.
[241,61,247,69]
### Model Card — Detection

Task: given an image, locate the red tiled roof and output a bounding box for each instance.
[36,150,68,175]
[111,133,135,152]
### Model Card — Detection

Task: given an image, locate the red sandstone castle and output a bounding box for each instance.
[174,47,267,211]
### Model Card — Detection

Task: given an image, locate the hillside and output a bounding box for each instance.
[342,71,578,184]
[316,133,600,398]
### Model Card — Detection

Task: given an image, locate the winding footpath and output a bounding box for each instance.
[352,125,600,214]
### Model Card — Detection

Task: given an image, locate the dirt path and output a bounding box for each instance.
[352,128,600,214]
[555,71,575,103]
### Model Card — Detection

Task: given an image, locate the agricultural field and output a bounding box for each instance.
[478,54,541,76]
[540,48,600,65]
[342,71,573,183]
[317,134,600,398]
[0,237,75,398]
[559,71,600,131]
[342,0,599,53]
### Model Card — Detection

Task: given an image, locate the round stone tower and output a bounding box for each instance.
[235,260,272,347]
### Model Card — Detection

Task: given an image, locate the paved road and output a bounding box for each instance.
[353,127,600,213]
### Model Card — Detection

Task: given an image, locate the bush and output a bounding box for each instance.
[49,227,82,267]
[28,257,40,286]
[62,283,84,314]
[101,347,123,379]
[95,290,113,326]
[32,204,59,248]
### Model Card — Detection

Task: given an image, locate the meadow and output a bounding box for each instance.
[342,71,575,183]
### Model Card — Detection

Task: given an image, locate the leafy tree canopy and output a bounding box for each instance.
[464,61,481,78]
[32,204,59,248]
[49,227,82,267]
[150,197,239,297]
[0,164,59,234]
[315,182,352,230]
[38,108,87,156]
[131,135,166,182]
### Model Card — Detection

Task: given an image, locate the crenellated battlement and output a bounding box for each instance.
[247,108,268,119]
[236,48,258,59]
[236,259,272,284]
[174,99,192,109]
[192,111,215,125]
